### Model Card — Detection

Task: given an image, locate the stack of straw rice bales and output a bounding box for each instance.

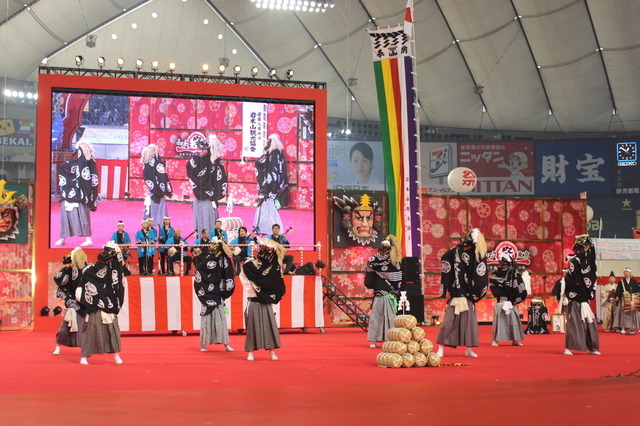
[376,314,441,368]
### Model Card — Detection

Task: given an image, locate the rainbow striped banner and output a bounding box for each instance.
[369,24,422,258]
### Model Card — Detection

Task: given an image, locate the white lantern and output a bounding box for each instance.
[586,205,594,222]
[447,167,477,193]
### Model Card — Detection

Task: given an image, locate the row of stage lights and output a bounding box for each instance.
[251,0,335,13]
[74,55,295,79]
[3,88,38,100]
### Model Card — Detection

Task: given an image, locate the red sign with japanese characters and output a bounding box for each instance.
[457,141,535,195]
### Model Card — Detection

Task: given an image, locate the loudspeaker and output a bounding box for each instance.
[402,256,421,283]
[402,281,422,297]
[295,262,315,275]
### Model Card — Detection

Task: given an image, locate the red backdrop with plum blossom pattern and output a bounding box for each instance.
[329,195,586,325]
[127,97,315,210]
[0,184,34,330]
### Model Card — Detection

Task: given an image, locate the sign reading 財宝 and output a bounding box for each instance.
[535,139,610,195]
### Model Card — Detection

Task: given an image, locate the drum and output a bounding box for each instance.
[406,340,420,354]
[631,293,640,312]
[413,352,427,367]
[382,341,408,355]
[394,315,417,330]
[426,352,441,367]
[623,292,633,312]
[219,217,244,242]
[401,353,414,368]
[387,327,412,343]
[419,339,434,354]
[411,327,425,342]
[376,352,403,368]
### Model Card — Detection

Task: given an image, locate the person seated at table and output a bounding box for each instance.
[111,220,132,276]
[230,226,257,275]
[193,228,212,268]
[212,219,228,243]
[166,228,193,276]
[269,224,294,274]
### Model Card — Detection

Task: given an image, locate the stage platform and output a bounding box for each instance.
[120,275,324,332]
[0,326,638,425]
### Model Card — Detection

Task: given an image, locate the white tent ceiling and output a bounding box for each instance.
[2,0,640,133]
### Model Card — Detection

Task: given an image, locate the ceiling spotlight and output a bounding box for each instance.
[116,57,125,69]
[151,60,159,71]
[251,66,259,77]
[74,55,84,67]
[218,64,226,75]
[135,58,144,70]
[269,68,277,78]
[97,56,106,68]
[201,63,210,74]
[233,65,241,76]
[286,69,294,80]
[168,62,176,73]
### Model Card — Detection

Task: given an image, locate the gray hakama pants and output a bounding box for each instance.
[253,198,282,235]
[81,311,122,357]
[565,301,599,352]
[613,300,638,330]
[492,300,525,342]
[55,308,85,347]
[367,296,396,342]
[59,203,91,238]
[436,300,479,348]
[149,198,168,227]
[200,305,230,347]
[244,300,280,351]
[193,199,218,235]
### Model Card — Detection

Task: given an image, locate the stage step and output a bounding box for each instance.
[320,275,369,331]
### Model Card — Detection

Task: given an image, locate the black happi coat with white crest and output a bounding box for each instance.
[78,253,125,314]
[194,250,236,316]
[440,244,488,302]
[187,152,227,201]
[490,264,527,304]
[54,264,87,316]
[143,155,173,203]
[58,148,99,210]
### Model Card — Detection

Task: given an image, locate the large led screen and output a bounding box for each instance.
[35,74,327,326]
[48,91,317,247]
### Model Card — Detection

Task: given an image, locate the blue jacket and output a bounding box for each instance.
[211,228,228,243]
[158,226,175,253]
[110,231,131,258]
[135,229,157,257]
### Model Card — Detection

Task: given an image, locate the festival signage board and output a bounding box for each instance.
[421,142,457,194]
[457,141,535,195]
[535,139,610,195]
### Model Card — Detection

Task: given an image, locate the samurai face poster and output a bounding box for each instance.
[331,190,386,247]
[0,179,30,244]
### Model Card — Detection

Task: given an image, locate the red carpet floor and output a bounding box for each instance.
[1,326,639,425]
